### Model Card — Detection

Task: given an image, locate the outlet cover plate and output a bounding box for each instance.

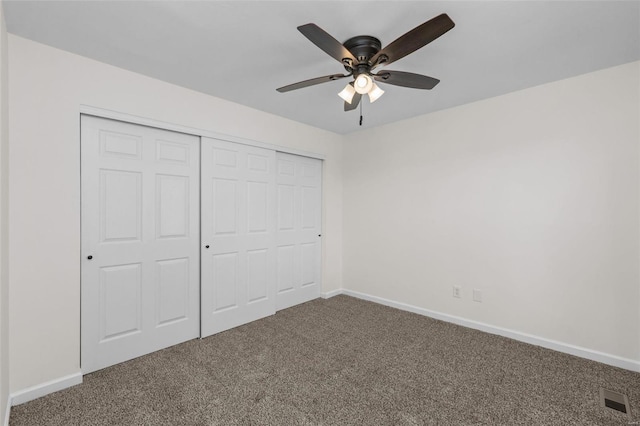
[453,286,461,298]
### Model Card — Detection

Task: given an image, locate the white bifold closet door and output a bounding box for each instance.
[81,116,200,373]
[276,153,322,311]
[200,138,277,337]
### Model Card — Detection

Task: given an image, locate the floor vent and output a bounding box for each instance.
[600,388,630,417]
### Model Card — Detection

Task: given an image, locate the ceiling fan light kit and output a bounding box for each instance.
[368,83,385,103]
[276,13,455,119]
[354,73,374,94]
[338,83,356,104]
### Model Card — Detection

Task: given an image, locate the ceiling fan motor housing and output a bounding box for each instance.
[343,35,381,69]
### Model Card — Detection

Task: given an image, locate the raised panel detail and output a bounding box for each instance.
[277,185,294,231]
[100,130,141,159]
[247,249,268,303]
[213,178,237,235]
[100,170,142,243]
[301,243,316,287]
[277,245,295,293]
[212,252,238,312]
[156,174,189,239]
[156,140,189,164]
[302,163,318,178]
[100,264,142,341]
[157,258,189,326]
[301,186,317,230]
[277,159,295,176]
[248,154,269,172]
[247,181,267,233]
[213,148,237,168]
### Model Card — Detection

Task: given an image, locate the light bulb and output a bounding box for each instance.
[338,83,356,103]
[354,74,373,94]
[368,82,384,103]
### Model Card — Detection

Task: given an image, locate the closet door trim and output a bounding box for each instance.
[79,105,325,161]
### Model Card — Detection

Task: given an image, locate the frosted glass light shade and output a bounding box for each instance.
[338,83,356,103]
[354,74,373,94]
[368,83,384,103]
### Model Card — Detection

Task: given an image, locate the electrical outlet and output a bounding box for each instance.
[473,289,482,303]
[453,286,461,298]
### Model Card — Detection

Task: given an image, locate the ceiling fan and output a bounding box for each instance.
[276,14,455,111]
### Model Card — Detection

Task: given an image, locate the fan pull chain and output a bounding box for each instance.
[359,99,363,126]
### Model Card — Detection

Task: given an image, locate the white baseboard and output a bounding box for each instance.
[320,288,343,299]
[10,371,83,406]
[337,289,640,373]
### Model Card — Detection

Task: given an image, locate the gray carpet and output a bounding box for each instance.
[10,295,640,425]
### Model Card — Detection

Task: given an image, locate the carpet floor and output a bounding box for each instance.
[9,295,640,425]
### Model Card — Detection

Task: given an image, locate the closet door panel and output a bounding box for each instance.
[201,138,276,337]
[81,115,200,374]
[276,153,322,310]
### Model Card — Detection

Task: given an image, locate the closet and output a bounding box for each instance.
[81,115,322,373]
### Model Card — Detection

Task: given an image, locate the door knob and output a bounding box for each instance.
[87,255,93,260]
[205,245,210,249]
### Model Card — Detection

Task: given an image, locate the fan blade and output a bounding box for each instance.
[344,93,362,111]
[298,23,358,67]
[276,74,348,93]
[369,14,455,67]
[374,71,440,89]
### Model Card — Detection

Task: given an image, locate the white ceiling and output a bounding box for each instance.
[4,1,640,134]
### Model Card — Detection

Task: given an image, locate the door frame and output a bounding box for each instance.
[80,106,325,161]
